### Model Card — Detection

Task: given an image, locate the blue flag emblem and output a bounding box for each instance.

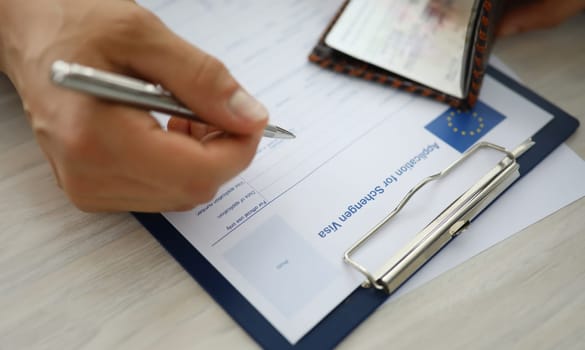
[425,101,506,153]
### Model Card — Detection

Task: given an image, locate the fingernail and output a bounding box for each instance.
[228,89,269,121]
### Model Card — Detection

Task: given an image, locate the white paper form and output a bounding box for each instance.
[325,0,480,98]
[140,0,553,343]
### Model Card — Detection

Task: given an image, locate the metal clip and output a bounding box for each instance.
[343,140,535,294]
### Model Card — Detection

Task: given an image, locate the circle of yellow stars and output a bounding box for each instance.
[447,110,484,136]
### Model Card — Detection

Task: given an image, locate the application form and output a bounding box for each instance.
[140,0,552,343]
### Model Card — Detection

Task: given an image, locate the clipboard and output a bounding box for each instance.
[133,66,579,349]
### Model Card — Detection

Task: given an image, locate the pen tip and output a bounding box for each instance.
[278,127,296,139]
[264,125,296,139]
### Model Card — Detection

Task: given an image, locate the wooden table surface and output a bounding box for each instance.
[1,14,584,350]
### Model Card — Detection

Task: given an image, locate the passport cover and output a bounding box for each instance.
[309,0,505,109]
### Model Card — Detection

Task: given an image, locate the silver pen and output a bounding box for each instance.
[50,60,295,139]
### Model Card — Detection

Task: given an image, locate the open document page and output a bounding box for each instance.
[325,0,480,98]
[140,0,551,344]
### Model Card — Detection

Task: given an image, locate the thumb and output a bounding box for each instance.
[115,8,269,134]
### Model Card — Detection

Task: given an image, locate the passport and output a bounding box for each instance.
[310,0,505,109]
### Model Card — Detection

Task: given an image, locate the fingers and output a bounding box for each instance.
[167,117,191,135]
[498,0,585,36]
[57,107,262,212]
[110,107,262,209]
[167,117,213,140]
[123,127,262,211]
[142,128,261,185]
[106,4,269,135]
[37,94,262,212]
[498,1,558,36]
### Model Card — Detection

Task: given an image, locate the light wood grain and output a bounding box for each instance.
[0,13,584,350]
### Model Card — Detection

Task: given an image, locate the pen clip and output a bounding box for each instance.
[51,60,193,116]
[52,60,169,96]
[343,140,534,294]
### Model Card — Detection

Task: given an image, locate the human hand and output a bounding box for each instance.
[499,0,585,36]
[0,0,268,212]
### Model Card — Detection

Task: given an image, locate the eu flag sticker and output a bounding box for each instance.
[425,101,506,153]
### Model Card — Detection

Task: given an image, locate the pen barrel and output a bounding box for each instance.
[51,62,198,120]
[50,61,294,139]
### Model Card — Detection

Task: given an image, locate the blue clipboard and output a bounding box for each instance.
[133,66,580,349]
